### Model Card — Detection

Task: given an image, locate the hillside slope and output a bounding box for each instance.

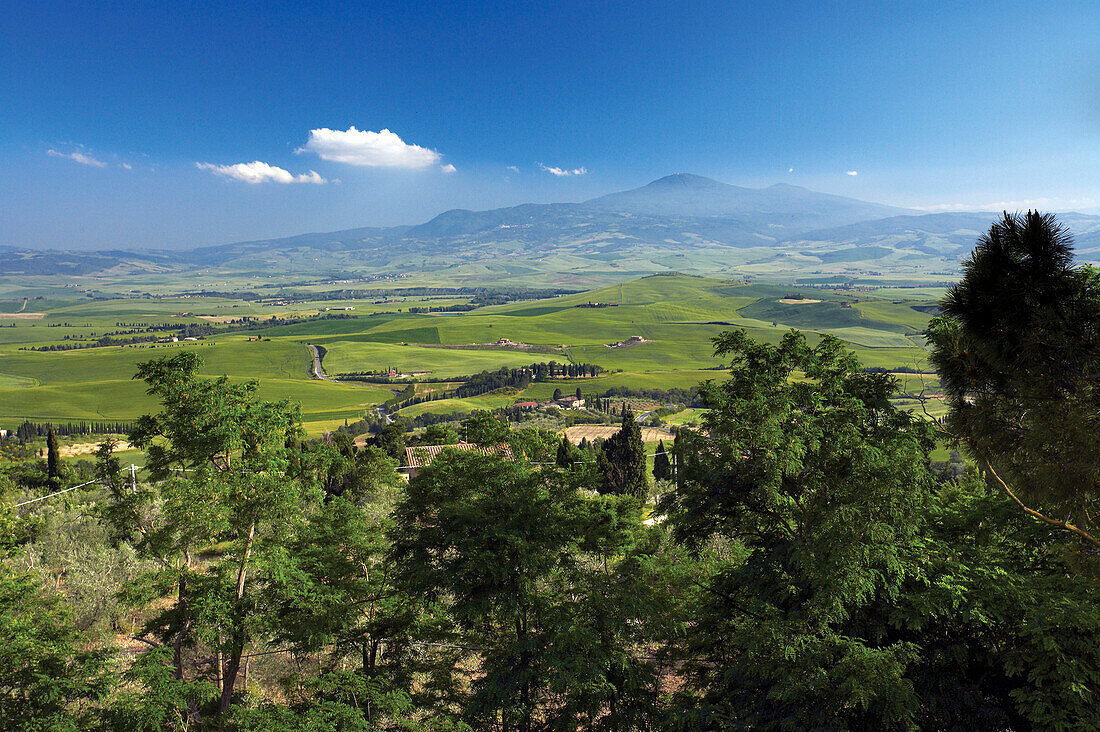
[5,175,1099,284]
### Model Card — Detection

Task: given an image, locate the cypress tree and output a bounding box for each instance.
[556,435,574,469]
[671,429,683,482]
[597,408,648,500]
[46,426,61,488]
[653,440,671,481]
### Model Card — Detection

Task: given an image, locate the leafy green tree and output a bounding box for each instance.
[110,352,311,721]
[265,494,443,727]
[102,647,217,732]
[0,566,113,730]
[597,408,648,500]
[420,423,459,445]
[507,426,556,463]
[374,422,407,462]
[669,429,684,482]
[891,475,1100,729]
[22,500,146,636]
[46,425,61,489]
[231,670,467,731]
[927,211,1100,548]
[0,491,112,730]
[391,453,568,728]
[652,440,671,482]
[541,495,679,731]
[461,410,509,445]
[660,328,1100,728]
[661,330,934,729]
[391,451,662,729]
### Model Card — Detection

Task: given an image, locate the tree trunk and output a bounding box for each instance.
[517,611,531,732]
[362,636,379,676]
[173,573,191,680]
[218,633,245,719]
[218,522,255,719]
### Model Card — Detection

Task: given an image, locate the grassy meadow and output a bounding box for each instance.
[0,274,941,435]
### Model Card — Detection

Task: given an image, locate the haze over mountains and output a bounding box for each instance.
[5,174,1100,284]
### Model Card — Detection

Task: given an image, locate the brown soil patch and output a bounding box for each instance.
[194,315,242,323]
[778,298,822,304]
[564,425,673,443]
[0,312,45,319]
[59,440,131,457]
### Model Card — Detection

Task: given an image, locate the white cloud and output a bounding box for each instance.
[537,162,587,177]
[440,163,457,174]
[121,163,133,170]
[788,167,794,173]
[845,170,859,176]
[195,161,327,184]
[47,149,107,168]
[297,126,442,169]
[293,169,327,184]
[506,165,520,173]
[911,196,1098,213]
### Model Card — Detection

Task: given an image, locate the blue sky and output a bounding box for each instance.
[3,1,1100,249]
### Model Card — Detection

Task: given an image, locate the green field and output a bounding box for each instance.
[0,274,940,434]
[0,338,390,429]
[323,342,543,378]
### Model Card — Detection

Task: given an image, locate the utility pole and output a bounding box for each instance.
[130,463,137,493]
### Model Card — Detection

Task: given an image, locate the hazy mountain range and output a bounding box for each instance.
[5,174,1100,284]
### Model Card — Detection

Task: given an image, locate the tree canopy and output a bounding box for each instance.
[928,210,1100,547]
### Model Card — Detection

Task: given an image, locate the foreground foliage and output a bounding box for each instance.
[3,214,1099,729]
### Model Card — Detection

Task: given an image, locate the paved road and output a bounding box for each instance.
[307,344,337,382]
[307,344,393,424]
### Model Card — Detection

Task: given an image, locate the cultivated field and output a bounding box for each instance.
[565,425,675,443]
[0,274,941,434]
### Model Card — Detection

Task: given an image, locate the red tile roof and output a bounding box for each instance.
[403,441,515,469]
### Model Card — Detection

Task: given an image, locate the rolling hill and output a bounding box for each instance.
[4,174,1099,285]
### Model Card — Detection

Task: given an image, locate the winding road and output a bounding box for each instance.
[306,343,393,424]
[307,344,336,382]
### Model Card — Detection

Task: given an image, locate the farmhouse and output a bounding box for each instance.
[607,335,649,349]
[401,441,515,480]
[514,400,539,410]
[557,395,585,409]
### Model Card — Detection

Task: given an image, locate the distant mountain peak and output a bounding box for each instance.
[644,173,727,189]
[584,173,909,222]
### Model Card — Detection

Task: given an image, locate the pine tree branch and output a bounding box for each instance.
[917,396,1099,548]
[983,459,1100,549]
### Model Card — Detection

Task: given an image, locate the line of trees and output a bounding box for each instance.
[379,362,606,411]
[405,304,478,314]
[454,362,603,398]
[12,420,135,443]
[247,285,581,304]
[22,334,164,351]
